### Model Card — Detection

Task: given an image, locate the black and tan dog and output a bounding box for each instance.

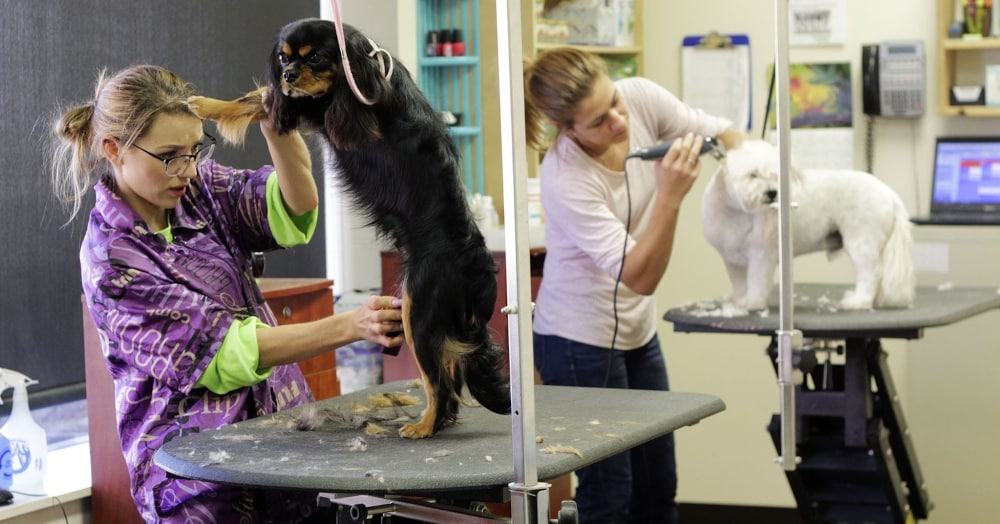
[188,18,510,438]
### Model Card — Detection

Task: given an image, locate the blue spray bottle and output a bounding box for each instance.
[0,369,47,494]
[0,432,11,491]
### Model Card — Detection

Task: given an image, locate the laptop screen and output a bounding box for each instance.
[932,137,1000,213]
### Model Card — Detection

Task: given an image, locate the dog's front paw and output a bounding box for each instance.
[733,295,768,312]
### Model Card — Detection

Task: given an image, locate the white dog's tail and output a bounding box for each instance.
[876,199,916,307]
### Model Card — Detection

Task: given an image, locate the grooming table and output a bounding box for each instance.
[663,283,1000,524]
[154,380,724,519]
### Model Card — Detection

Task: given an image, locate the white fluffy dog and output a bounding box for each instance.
[702,139,915,311]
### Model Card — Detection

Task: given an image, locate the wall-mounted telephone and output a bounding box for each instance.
[862,41,925,117]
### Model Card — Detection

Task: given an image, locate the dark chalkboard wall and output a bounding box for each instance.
[0,1,324,402]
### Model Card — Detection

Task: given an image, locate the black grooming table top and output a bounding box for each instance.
[154,381,725,498]
[664,283,1000,339]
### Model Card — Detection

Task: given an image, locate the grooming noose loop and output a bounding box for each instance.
[329,0,394,106]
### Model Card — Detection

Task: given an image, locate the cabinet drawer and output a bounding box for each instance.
[266,288,333,325]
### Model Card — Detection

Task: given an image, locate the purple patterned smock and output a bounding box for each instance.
[81,160,317,523]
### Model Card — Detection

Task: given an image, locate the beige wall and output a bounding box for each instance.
[647,1,1000,521]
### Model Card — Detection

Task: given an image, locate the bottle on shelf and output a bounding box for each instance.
[426,30,439,57]
[452,29,466,56]
[439,29,453,57]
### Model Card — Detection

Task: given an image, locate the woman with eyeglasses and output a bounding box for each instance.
[50,64,403,523]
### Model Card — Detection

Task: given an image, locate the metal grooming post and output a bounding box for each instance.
[773,0,802,472]
[495,1,550,523]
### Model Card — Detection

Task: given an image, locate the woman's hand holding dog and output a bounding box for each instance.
[352,295,405,348]
[256,296,403,368]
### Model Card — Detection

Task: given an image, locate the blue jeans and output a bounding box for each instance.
[533,333,678,524]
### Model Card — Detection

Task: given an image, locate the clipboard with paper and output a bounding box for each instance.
[681,32,751,131]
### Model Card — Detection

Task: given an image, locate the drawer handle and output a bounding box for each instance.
[282,306,292,318]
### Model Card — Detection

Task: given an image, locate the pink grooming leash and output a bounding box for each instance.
[329,0,393,106]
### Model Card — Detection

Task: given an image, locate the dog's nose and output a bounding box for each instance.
[766,189,778,202]
[283,69,299,83]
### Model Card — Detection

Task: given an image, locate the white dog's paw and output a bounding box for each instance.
[839,290,874,311]
[733,295,768,312]
[715,299,751,318]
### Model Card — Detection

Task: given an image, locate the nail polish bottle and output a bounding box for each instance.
[439,29,453,57]
[451,29,465,56]
[426,30,439,57]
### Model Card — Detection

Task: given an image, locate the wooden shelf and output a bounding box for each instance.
[937,104,1000,116]
[941,37,1000,50]
[535,42,641,55]
[937,0,1000,116]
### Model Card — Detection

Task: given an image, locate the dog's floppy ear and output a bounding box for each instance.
[325,25,393,149]
[265,40,301,134]
[187,88,267,146]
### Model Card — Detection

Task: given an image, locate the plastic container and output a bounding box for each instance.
[0,433,12,490]
[0,369,47,494]
[336,341,383,394]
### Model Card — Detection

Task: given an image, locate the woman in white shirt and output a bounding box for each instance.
[524,47,742,524]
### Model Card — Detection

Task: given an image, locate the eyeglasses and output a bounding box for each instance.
[131,133,217,177]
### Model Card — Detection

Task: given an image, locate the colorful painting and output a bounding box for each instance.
[767,62,852,129]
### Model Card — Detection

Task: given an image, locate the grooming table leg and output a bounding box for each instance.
[868,346,933,519]
[766,337,927,523]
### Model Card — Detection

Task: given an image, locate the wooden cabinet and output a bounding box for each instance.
[82,298,144,524]
[937,0,1000,116]
[82,278,336,524]
[257,278,339,400]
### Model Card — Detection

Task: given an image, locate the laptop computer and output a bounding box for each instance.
[911,136,1000,225]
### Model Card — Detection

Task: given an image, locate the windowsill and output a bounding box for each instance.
[0,441,91,520]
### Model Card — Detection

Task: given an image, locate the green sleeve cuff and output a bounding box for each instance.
[195,317,274,395]
[266,172,318,247]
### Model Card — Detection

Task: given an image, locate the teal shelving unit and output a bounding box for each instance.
[417,0,484,195]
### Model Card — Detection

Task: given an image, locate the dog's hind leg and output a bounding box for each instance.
[839,238,882,310]
[398,291,438,439]
[187,86,267,146]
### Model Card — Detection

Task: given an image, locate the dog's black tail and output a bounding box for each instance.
[464,340,511,415]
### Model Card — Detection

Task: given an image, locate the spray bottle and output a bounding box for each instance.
[0,369,47,494]
[0,432,11,491]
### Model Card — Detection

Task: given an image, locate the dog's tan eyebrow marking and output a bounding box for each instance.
[281,43,293,56]
[298,45,314,57]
